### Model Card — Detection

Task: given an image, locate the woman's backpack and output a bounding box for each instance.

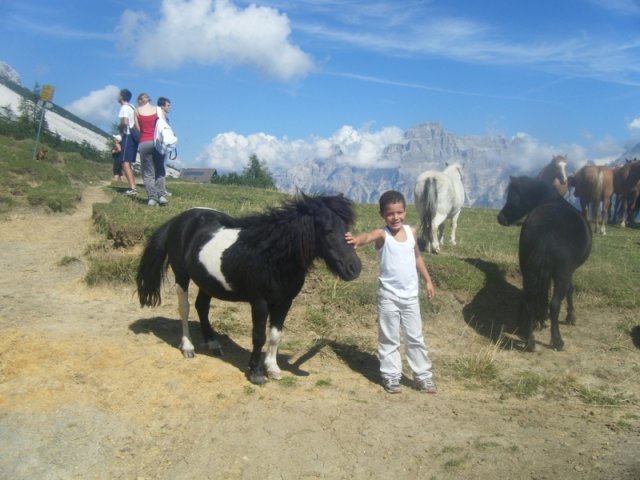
[154,109,178,159]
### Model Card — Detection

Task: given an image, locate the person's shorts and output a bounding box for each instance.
[120,134,138,164]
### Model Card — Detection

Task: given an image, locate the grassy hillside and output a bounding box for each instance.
[0,135,111,214]
[2,131,638,408]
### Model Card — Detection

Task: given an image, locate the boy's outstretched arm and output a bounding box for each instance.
[345,229,385,249]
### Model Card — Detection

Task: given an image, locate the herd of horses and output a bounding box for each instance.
[135,156,638,384]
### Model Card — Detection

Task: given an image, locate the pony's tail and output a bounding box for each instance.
[136,220,171,307]
[420,177,438,243]
[521,250,552,330]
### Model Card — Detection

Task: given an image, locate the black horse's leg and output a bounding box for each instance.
[549,278,569,351]
[263,300,293,380]
[195,290,222,356]
[565,280,576,326]
[248,299,269,385]
[519,297,536,352]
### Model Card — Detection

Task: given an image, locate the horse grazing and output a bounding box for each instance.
[537,154,569,197]
[569,164,614,235]
[136,194,362,385]
[414,163,465,253]
[497,176,592,352]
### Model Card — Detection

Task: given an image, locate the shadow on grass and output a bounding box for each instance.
[461,257,524,348]
[129,316,380,384]
[631,326,640,349]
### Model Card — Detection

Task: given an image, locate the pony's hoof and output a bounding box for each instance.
[267,368,282,380]
[182,349,195,359]
[551,341,564,351]
[205,340,223,356]
[249,373,267,385]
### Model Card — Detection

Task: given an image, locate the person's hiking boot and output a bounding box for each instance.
[414,377,437,394]
[382,377,401,394]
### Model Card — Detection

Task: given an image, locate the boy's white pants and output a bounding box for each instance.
[377,288,432,382]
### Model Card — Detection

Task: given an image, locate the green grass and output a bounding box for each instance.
[0,135,111,214]
[1,132,638,407]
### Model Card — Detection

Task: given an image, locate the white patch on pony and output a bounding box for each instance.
[198,227,239,292]
[264,326,282,380]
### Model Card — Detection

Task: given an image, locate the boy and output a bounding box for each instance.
[345,190,436,394]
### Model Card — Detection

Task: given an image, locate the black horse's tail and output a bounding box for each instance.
[419,177,438,244]
[521,248,552,330]
[136,219,172,307]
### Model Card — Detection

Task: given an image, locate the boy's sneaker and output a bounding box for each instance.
[158,196,168,205]
[382,378,401,394]
[414,377,437,394]
[163,191,172,197]
[125,189,138,196]
[148,198,158,207]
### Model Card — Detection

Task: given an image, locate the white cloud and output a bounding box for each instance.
[195,125,404,172]
[64,85,120,129]
[117,0,315,81]
[628,117,640,130]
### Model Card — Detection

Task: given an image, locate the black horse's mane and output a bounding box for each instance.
[508,176,562,203]
[233,194,356,268]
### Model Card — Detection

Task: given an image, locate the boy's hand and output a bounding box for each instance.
[345,232,357,247]
[425,280,435,301]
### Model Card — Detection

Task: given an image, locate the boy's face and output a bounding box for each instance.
[380,201,406,231]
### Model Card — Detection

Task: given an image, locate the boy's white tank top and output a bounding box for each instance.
[377,225,418,298]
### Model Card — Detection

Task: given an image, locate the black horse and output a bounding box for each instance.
[137,194,362,384]
[497,176,592,351]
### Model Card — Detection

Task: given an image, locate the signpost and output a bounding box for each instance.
[31,85,55,161]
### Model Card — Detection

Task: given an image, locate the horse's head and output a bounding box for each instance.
[498,176,557,226]
[552,155,568,185]
[304,194,361,281]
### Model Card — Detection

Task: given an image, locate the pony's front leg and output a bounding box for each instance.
[263,326,283,380]
[248,300,269,385]
[263,301,292,380]
[176,284,195,358]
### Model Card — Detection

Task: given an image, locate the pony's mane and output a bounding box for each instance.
[235,194,356,269]
[508,176,560,202]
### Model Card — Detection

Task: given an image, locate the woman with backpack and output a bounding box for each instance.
[136,92,168,207]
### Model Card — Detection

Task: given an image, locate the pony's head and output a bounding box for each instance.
[497,176,559,226]
[299,193,361,281]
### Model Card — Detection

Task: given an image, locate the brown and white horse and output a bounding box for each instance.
[569,165,614,235]
[537,155,569,197]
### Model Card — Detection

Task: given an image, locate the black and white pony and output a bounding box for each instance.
[497,176,592,352]
[136,194,362,385]
[414,163,465,253]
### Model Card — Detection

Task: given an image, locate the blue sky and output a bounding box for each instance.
[2,0,640,172]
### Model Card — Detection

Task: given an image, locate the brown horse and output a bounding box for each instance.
[569,165,614,235]
[612,159,640,227]
[537,155,569,196]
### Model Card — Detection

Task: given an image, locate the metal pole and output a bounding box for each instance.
[31,101,46,161]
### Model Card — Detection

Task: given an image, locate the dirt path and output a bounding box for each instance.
[0,186,638,479]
